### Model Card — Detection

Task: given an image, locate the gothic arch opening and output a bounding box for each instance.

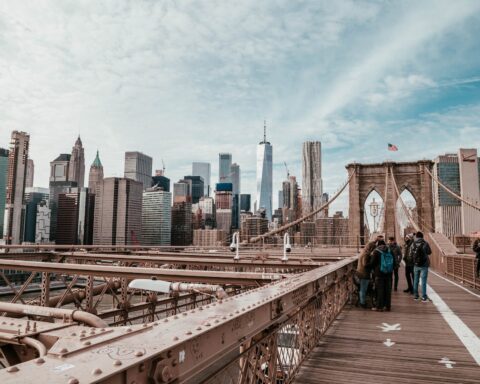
[363,189,384,240]
[396,188,417,239]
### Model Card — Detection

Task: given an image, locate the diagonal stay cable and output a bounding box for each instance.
[425,166,480,211]
[390,167,420,232]
[249,168,357,243]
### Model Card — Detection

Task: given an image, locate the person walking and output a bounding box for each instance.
[388,236,402,291]
[412,231,432,302]
[368,239,394,311]
[357,241,376,308]
[473,237,480,278]
[403,234,415,294]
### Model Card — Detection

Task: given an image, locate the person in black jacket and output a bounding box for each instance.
[473,238,480,278]
[403,234,415,293]
[388,236,402,291]
[367,240,393,312]
[412,232,432,302]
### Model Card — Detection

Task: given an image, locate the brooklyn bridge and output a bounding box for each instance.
[0,160,479,383]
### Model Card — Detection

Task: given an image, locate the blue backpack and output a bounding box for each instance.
[379,248,394,274]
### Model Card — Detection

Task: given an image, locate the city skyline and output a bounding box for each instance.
[1,1,480,213]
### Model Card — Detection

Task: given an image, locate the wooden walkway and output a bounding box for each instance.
[294,269,480,383]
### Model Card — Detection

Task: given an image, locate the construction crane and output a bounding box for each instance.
[284,161,290,178]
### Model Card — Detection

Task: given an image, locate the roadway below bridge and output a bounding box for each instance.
[293,269,480,383]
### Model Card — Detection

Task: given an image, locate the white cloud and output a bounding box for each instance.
[366,74,436,106]
[0,0,479,214]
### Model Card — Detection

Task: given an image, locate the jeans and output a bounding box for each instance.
[375,275,392,310]
[413,266,429,299]
[359,279,370,305]
[405,265,414,292]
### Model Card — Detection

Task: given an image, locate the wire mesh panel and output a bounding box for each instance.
[202,272,352,384]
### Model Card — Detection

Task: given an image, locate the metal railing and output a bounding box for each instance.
[428,232,479,290]
[199,260,355,384]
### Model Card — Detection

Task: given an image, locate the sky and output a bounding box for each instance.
[1,0,480,214]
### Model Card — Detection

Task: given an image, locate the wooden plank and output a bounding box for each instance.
[294,269,480,383]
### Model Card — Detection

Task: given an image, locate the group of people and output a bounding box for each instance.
[356,231,432,311]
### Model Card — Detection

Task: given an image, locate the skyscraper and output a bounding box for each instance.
[256,121,273,220]
[183,176,205,204]
[88,150,104,193]
[151,174,170,192]
[0,148,9,239]
[215,183,233,234]
[93,177,143,245]
[192,162,211,196]
[171,201,193,245]
[302,141,323,218]
[282,175,301,225]
[4,131,29,244]
[35,200,50,243]
[240,194,251,212]
[198,196,216,228]
[142,187,172,245]
[124,151,152,190]
[433,149,480,236]
[49,153,77,241]
[24,187,49,243]
[25,159,34,188]
[173,179,192,203]
[57,187,91,245]
[230,163,241,228]
[68,136,85,187]
[219,153,232,183]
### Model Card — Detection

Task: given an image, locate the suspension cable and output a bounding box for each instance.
[249,167,357,243]
[424,166,480,211]
[390,167,420,232]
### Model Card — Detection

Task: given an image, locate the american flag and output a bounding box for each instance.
[388,143,398,151]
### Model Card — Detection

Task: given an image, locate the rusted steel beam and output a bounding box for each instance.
[0,259,283,286]
[60,252,323,270]
[39,272,50,307]
[0,257,356,383]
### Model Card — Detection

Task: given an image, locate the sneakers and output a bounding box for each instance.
[421,297,429,303]
[414,296,419,301]
[403,288,412,293]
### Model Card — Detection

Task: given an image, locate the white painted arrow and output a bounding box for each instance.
[377,323,401,332]
[438,357,456,369]
[383,339,395,347]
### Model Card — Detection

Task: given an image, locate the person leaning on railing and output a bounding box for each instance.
[357,241,376,309]
[473,238,480,278]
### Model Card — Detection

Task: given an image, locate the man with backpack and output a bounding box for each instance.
[367,239,394,311]
[388,236,402,291]
[473,237,480,278]
[412,231,432,302]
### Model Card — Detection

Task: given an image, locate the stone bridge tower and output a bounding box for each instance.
[346,160,434,243]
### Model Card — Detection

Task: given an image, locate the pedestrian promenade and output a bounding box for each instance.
[294,270,480,383]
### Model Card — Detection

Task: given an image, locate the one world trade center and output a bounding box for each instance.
[256,121,273,220]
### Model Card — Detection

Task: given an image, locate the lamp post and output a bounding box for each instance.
[230,231,240,261]
[369,198,379,233]
[282,232,291,262]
